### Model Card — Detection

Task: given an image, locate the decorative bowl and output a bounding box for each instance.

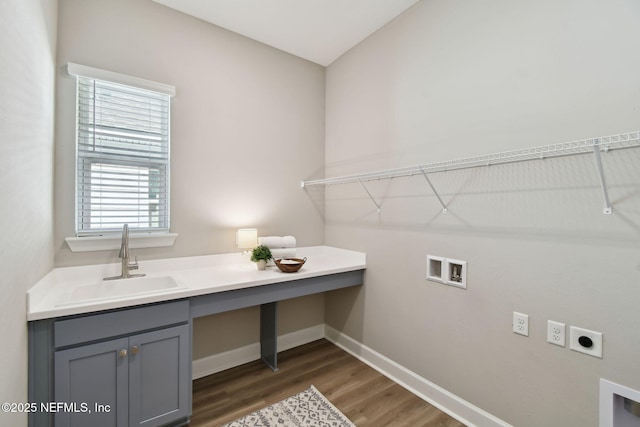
[274,257,307,273]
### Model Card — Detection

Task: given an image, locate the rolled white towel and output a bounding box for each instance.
[259,236,296,249]
[258,236,284,248]
[282,235,296,248]
[270,248,296,260]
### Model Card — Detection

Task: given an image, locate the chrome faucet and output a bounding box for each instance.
[104,224,145,280]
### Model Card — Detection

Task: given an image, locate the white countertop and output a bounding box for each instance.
[27,246,366,321]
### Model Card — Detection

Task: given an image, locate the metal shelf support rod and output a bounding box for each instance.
[357,177,382,213]
[592,140,612,215]
[420,168,448,213]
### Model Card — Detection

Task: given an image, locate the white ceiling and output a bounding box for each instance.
[152,0,420,66]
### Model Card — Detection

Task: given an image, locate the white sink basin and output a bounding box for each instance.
[57,276,184,306]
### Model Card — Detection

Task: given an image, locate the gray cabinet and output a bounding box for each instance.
[129,325,190,426]
[55,337,129,427]
[52,301,191,427]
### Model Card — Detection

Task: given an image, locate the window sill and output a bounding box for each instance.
[65,233,178,253]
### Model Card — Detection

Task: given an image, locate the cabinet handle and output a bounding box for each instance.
[118,349,128,358]
[131,345,139,355]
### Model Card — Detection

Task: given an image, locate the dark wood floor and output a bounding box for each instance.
[191,339,466,427]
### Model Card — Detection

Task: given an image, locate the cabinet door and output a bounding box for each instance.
[129,324,191,427]
[54,337,129,427]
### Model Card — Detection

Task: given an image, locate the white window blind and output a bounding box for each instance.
[74,73,172,236]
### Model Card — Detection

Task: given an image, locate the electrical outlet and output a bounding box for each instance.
[569,326,603,358]
[513,312,529,336]
[547,320,565,347]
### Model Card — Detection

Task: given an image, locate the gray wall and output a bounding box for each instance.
[55,0,325,266]
[54,0,326,356]
[13,1,640,425]
[0,0,57,424]
[324,1,640,426]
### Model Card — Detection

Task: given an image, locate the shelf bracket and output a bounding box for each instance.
[356,177,382,213]
[420,168,448,213]
[592,140,612,215]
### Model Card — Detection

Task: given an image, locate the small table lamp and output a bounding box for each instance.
[236,228,258,254]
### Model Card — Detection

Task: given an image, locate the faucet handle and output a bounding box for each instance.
[129,256,139,270]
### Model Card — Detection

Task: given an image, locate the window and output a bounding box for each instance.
[69,64,174,237]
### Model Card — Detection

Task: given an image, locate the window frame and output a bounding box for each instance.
[66,63,177,248]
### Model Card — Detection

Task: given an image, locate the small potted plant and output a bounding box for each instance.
[250,244,272,270]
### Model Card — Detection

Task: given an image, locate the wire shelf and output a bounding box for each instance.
[301,131,640,187]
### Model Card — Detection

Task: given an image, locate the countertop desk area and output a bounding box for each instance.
[27,246,366,427]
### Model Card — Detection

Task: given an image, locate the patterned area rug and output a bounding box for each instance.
[222,385,355,427]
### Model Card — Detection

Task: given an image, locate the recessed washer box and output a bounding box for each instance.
[426,255,467,289]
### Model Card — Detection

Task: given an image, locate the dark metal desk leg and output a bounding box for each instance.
[260,302,278,371]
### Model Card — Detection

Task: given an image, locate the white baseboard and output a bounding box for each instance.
[192,324,324,380]
[324,325,511,427]
[192,323,509,427]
